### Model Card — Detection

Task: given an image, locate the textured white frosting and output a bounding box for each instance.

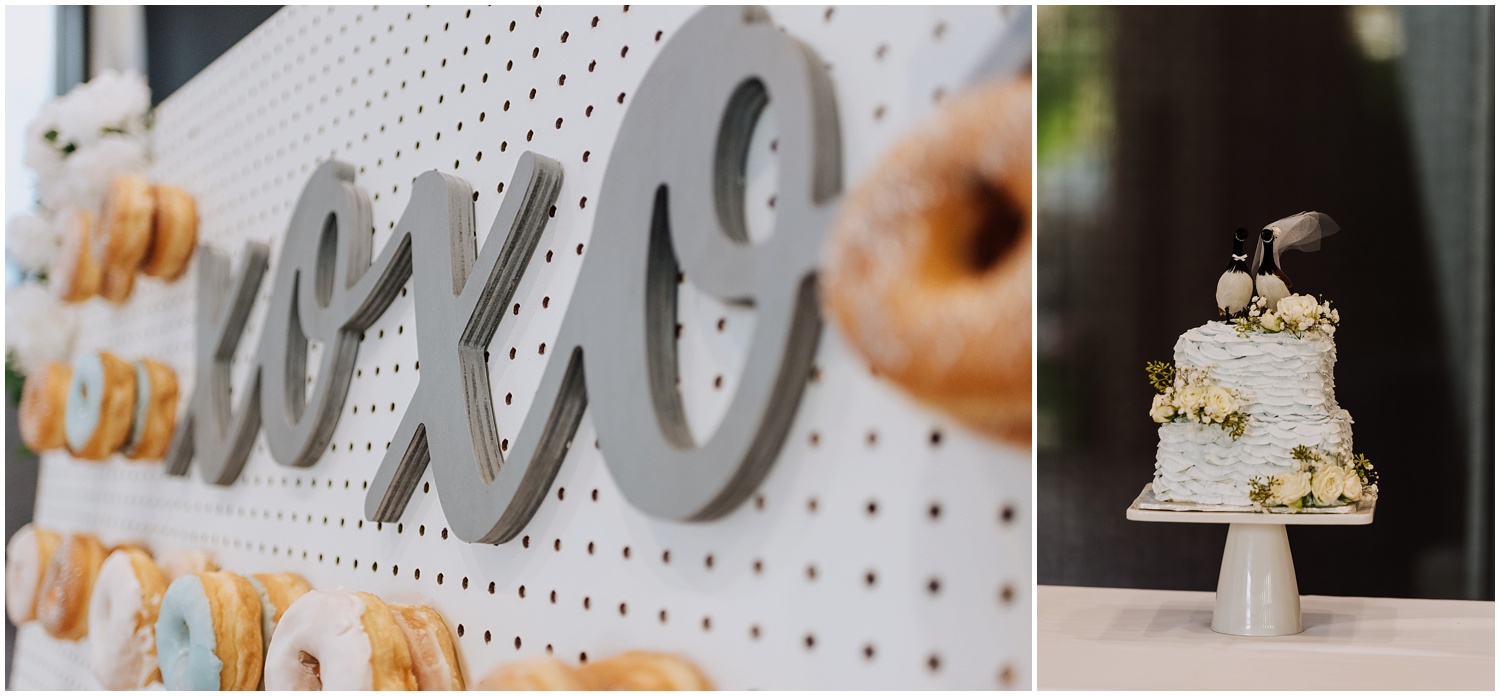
[1153,322,1353,505]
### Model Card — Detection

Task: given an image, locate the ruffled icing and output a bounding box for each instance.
[1153,322,1353,505]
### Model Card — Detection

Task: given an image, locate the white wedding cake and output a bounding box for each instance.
[1151,321,1353,505]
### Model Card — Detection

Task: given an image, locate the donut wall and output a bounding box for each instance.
[11,5,1030,690]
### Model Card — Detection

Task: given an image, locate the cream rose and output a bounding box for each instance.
[1269,470,1311,506]
[1259,312,1283,331]
[1310,464,1346,506]
[1202,386,1237,423]
[1341,468,1363,501]
[1175,384,1206,413]
[1278,294,1319,328]
[1149,394,1175,423]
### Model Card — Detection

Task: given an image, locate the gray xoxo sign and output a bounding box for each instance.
[166,6,841,544]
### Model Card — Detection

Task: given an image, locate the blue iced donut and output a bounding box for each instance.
[64,350,136,460]
[122,359,179,461]
[155,572,264,690]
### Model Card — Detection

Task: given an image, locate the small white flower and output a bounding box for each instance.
[5,281,78,374]
[6,213,60,272]
[1269,469,1312,506]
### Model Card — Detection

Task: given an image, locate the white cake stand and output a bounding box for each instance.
[1126,484,1375,637]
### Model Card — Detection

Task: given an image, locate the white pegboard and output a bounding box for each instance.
[12,5,1031,690]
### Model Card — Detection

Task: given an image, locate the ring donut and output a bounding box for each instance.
[480,652,711,690]
[390,604,465,690]
[18,362,71,452]
[123,359,179,461]
[141,183,198,281]
[36,532,107,640]
[821,77,1032,445]
[87,548,168,689]
[155,571,264,690]
[264,590,417,690]
[246,572,312,651]
[479,657,585,690]
[157,549,219,582]
[6,524,62,624]
[65,350,137,460]
[95,174,155,303]
[53,209,103,303]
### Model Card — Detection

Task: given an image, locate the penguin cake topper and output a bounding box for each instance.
[1214,211,1339,318]
[1216,228,1254,318]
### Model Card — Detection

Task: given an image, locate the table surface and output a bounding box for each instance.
[1038,585,1495,691]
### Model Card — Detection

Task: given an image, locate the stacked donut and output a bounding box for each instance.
[261,590,465,690]
[5,525,222,690]
[18,349,179,462]
[55,173,198,304]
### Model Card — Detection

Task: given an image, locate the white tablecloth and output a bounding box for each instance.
[1038,585,1494,690]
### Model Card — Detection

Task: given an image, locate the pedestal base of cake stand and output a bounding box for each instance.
[1127,485,1375,637]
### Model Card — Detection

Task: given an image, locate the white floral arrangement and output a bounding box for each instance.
[1247,446,1378,510]
[1145,361,1248,439]
[1233,293,1339,339]
[5,71,148,378]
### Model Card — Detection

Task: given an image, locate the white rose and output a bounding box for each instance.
[1310,464,1346,506]
[5,281,78,374]
[1269,469,1312,506]
[1341,468,1363,501]
[1259,312,1283,331]
[1175,384,1206,413]
[1279,294,1319,322]
[1149,394,1175,423]
[6,213,60,272]
[1202,386,1237,423]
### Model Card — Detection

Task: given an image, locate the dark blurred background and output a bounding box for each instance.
[4,5,279,681]
[1038,5,1494,601]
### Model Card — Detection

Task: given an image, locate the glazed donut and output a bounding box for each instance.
[65,350,138,460]
[577,651,713,690]
[158,549,219,582]
[88,548,168,690]
[36,532,107,640]
[18,362,72,452]
[479,657,585,690]
[95,173,155,303]
[123,359,180,461]
[821,77,1032,445]
[246,572,312,650]
[155,571,264,690]
[141,183,198,280]
[390,604,465,690]
[264,590,417,690]
[53,209,103,303]
[5,524,61,624]
[480,652,711,691]
[98,263,139,305]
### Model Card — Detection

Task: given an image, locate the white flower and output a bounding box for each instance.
[1175,384,1207,413]
[51,70,151,149]
[1340,468,1363,501]
[39,135,149,212]
[6,213,60,272]
[1279,294,1318,322]
[22,100,67,184]
[1202,386,1238,423]
[1259,312,1283,332]
[5,281,78,374]
[1269,469,1312,506]
[1329,308,1339,323]
[1310,464,1346,506]
[1149,394,1175,423]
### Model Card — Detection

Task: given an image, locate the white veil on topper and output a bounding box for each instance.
[1249,211,1340,277]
